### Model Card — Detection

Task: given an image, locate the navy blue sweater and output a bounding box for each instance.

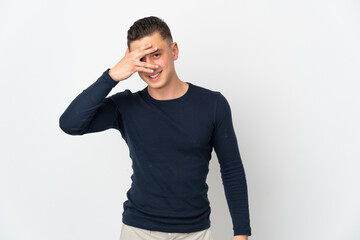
[59,68,251,236]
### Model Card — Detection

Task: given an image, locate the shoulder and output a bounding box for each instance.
[189,82,222,102]
[109,89,133,101]
[107,89,135,110]
[190,83,230,108]
[190,82,218,94]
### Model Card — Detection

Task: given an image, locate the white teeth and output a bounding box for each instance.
[150,72,160,78]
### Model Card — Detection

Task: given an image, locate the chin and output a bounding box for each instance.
[147,81,163,88]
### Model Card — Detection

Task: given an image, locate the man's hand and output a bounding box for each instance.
[232,235,248,240]
[108,43,159,82]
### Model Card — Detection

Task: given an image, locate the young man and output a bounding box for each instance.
[59,16,252,240]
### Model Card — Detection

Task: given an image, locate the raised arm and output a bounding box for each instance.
[59,69,120,135]
[59,43,160,135]
[211,92,252,237]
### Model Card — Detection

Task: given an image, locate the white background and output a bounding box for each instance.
[1,0,359,239]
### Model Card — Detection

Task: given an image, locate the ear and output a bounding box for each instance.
[172,42,179,61]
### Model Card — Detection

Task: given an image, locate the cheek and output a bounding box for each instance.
[156,60,166,69]
[156,59,166,68]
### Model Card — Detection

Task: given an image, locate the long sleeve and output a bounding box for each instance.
[211,92,252,236]
[59,68,120,135]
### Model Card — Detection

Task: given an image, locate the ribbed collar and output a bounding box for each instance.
[142,82,193,104]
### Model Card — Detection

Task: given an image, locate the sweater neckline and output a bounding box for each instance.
[143,82,193,103]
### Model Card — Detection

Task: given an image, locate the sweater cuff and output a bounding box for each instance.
[234,227,252,236]
[101,68,119,88]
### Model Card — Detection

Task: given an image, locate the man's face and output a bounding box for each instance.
[129,31,178,89]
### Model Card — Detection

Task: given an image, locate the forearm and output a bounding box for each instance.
[222,156,251,236]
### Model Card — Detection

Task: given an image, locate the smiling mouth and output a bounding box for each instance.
[147,71,162,81]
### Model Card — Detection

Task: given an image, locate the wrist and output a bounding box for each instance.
[232,235,248,240]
